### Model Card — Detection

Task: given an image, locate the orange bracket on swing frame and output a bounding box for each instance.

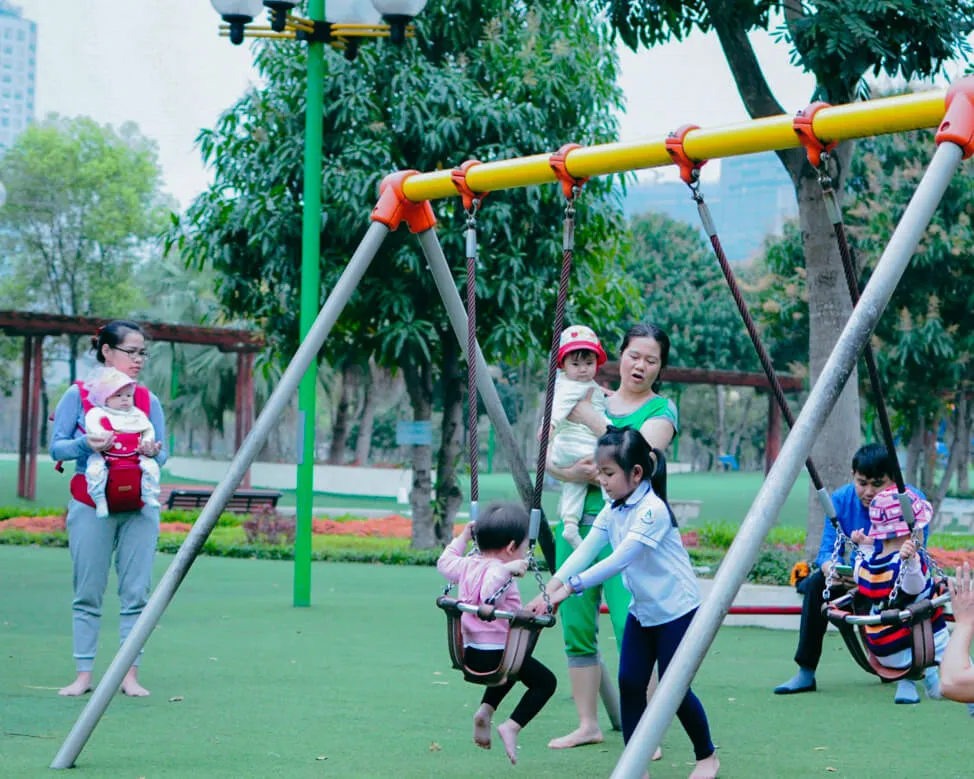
[936,79,974,158]
[664,124,707,184]
[793,101,837,167]
[450,159,487,210]
[370,170,437,233]
[548,143,589,199]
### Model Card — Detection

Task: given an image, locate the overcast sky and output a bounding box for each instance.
[14,1,904,208]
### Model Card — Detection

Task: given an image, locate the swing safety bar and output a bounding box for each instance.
[436,596,556,628]
[399,90,949,203]
[825,591,950,627]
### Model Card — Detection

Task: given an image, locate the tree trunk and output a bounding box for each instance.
[327,362,358,465]
[959,394,971,493]
[715,384,727,468]
[922,413,938,496]
[434,337,464,546]
[906,415,924,486]
[68,334,79,384]
[933,396,964,515]
[727,390,755,459]
[796,162,862,563]
[354,366,378,466]
[403,359,435,549]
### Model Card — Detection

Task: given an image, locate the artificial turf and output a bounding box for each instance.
[2,546,973,778]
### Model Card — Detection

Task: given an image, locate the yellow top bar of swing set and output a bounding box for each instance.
[400,89,948,203]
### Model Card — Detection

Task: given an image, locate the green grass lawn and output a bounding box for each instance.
[0,457,811,528]
[2,546,973,778]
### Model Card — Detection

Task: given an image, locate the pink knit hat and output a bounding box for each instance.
[557,325,607,367]
[84,367,136,408]
[868,486,932,540]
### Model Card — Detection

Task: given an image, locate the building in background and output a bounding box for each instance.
[0,1,35,152]
[624,152,797,262]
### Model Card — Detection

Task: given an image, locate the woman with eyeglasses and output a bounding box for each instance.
[50,319,167,697]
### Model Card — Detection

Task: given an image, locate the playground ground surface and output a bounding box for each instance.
[0,457,814,527]
[2,545,974,779]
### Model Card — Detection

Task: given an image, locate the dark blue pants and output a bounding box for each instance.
[618,610,715,760]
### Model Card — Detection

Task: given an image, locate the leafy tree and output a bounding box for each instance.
[173,0,629,548]
[600,0,973,556]
[0,115,170,380]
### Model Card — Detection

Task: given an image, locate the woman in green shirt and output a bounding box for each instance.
[545,323,679,750]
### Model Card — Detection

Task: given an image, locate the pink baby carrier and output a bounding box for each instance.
[55,380,152,514]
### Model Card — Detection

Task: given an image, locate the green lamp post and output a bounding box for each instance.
[211,0,426,606]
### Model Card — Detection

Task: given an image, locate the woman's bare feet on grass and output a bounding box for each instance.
[120,667,150,697]
[496,720,521,765]
[652,746,663,761]
[58,671,93,697]
[473,706,493,749]
[689,753,720,779]
[547,724,603,749]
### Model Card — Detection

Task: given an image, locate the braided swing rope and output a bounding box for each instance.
[794,104,940,600]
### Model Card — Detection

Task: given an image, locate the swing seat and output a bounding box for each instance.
[823,580,950,682]
[436,596,555,687]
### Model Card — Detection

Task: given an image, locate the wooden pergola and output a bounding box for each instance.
[599,363,805,473]
[1,311,265,500]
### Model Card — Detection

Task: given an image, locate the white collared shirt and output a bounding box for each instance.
[556,481,700,627]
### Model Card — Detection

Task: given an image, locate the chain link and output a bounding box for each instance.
[822,530,846,601]
[529,548,553,615]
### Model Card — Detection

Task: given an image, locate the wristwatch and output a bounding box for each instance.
[568,575,585,595]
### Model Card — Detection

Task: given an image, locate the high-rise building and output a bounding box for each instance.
[624,152,798,262]
[0,1,35,152]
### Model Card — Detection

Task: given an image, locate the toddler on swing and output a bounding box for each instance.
[83,367,162,518]
[851,485,948,704]
[436,502,557,765]
[548,325,609,548]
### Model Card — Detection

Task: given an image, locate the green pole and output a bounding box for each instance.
[169,343,178,455]
[294,0,325,608]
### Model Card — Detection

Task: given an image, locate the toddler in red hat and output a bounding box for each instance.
[850,486,947,703]
[83,367,162,518]
[548,326,609,548]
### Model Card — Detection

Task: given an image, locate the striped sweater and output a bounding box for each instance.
[854,542,946,659]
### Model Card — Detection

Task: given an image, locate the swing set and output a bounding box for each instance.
[52,80,974,778]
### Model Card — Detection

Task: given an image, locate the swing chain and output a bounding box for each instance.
[886,525,929,607]
[822,529,847,601]
[464,197,482,229]
[564,183,582,218]
[530,549,553,615]
[815,151,835,192]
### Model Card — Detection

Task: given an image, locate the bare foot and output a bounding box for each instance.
[496,720,520,765]
[473,709,492,749]
[120,667,150,697]
[652,746,663,761]
[547,725,603,749]
[689,753,720,779]
[58,672,93,697]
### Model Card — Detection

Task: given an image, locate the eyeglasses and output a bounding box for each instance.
[112,345,149,360]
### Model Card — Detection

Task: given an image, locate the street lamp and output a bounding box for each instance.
[211,0,426,608]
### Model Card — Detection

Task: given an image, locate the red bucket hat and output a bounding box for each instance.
[557,325,607,367]
[868,486,932,540]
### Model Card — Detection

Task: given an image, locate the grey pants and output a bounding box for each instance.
[66,499,159,673]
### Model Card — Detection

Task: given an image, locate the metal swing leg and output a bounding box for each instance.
[610,141,966,779]
[415,226,557,571]
[50,222,393,770]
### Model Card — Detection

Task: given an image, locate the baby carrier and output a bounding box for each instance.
[55,380,152,514]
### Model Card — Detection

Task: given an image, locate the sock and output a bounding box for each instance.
[967,703,974,718]
[895,679,920,704]
[923,667,942,699]
[774,667,816,692]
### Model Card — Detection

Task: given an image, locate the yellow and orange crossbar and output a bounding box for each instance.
[401,88,953,203]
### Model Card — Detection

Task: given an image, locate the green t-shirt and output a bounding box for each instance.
[580,395,679,516]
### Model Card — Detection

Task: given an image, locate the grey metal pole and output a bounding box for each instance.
[51,221,391,770]
[416,227,622,727]
[610,141,965,779]
[416,228,537,510]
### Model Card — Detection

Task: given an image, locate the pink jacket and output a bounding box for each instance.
[437,536,521,648]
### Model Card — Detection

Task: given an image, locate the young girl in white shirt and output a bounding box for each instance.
[529,426,719,779]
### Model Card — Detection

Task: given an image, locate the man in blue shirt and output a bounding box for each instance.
[774,443,932,703]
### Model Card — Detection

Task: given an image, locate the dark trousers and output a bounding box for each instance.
[618,610,715,761]
[465,648,557,728]
[794,568,846,671]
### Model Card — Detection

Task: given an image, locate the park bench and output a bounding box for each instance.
[165,488,283,514]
